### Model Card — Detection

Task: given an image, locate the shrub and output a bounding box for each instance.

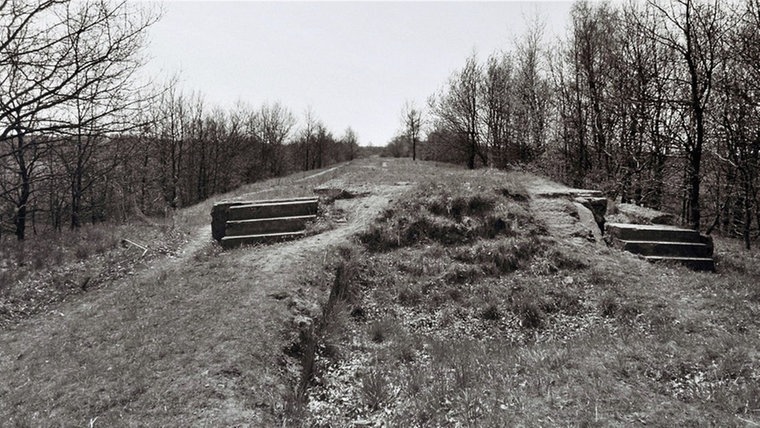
[75,245,90,260]
[544,290,582,315]
[598,293,620,318]
[360,188,522,251]
[481,303,501,321]
[361,370,390,411]
[511,293,545,329]
[546,248,589,271]
[368,318,398,343]
[397,283,423,306]
[443,264,482,284]
[453,238,544,276]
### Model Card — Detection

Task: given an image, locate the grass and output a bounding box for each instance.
[2,157,760,426]
[291,164,760,427]
[0,220,188,328]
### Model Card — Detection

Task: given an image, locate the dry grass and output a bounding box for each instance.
[294,165,760,427]
[2,158,759,426]
[0,220,187,328]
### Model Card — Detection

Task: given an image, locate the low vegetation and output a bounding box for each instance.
[2,158,759,426]
[289,167,760,427]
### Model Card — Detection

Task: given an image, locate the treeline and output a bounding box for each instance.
[0,1,358,241]
[405,0,760,247]
[123,91,359,217]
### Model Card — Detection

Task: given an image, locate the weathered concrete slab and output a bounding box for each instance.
[605,222,704,243]
[574,196,608,231]
[645,256,715,272]
[605,222,715,271]
[227,200,318,221]
[212,197,319,245]
[225,215,316,236]
[616,203,676,225]
[614,240,713,258]
[536,189,604,198]
[220,231,306,249]
[572,202,603,243]
[211,201,250,241]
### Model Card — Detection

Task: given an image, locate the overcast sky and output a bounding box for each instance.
[143,1,575,146]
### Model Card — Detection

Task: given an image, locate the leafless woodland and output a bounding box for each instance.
[2,0,759,249]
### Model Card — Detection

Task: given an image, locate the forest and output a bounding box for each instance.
[2,0,759,249]
[0,0,359,242]
[398,0,760,248]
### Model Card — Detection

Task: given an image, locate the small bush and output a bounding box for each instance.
[74,245,90,260]
[327,248,359,305]
[597,293,641,322]
[394,335,418,363]
[443,265,482,284]
[368,318,398,343]
[453,238,544,276]
[544,290,582,315]
[598,293,620,318]
[716,347,752,380]
[398,284,423,306]
[499,187,529,202]
[361,370,390,411]
[481,303,501,321]
[511,293,545,329]
[547,248,589,271]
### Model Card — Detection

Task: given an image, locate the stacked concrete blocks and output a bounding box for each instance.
[605,222,715,271]
[211,196,318,249]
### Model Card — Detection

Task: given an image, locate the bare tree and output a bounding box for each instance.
[513,13,552,163]
[709,0,760,248]
[341,127,359,161]
[428,54,484,169]
[401,101,423,161]
[480,51,514,168]
[648,0,726,230]
[256,102,295,178]
[0,0,159,239]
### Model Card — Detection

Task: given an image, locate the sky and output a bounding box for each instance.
[142,1,575,147]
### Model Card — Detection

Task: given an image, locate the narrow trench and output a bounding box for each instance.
[285,254,357,414]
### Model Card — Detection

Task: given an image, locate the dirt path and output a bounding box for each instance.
[0,167,412,426]
[293,165,343,182]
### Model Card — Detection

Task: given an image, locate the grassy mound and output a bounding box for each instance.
[359,178,539,251]
[293,172,760,427]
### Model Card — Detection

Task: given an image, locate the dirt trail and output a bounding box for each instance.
[239,185,403,273]
[0,160,413,426]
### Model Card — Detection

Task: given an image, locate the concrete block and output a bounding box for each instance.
[225,215,316,236]
[220,231,306,249]
[605,222,702,243]
[227,200,318,221]
[616,240,713,258]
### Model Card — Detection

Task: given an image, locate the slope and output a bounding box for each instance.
[1,158,759,427]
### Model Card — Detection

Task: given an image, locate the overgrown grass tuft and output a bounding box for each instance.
[359,176,536,252]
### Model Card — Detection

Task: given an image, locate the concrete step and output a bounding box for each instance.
[235,196,318,205]
[227,199,318,221]
[225,215,316,236]
[211,201,250,240]
[616,240,713,258]
[644,256,715,272]
[606,222,704,243]
[220,231,306,249]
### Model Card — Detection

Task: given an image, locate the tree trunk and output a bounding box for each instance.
[14,134,31,241]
